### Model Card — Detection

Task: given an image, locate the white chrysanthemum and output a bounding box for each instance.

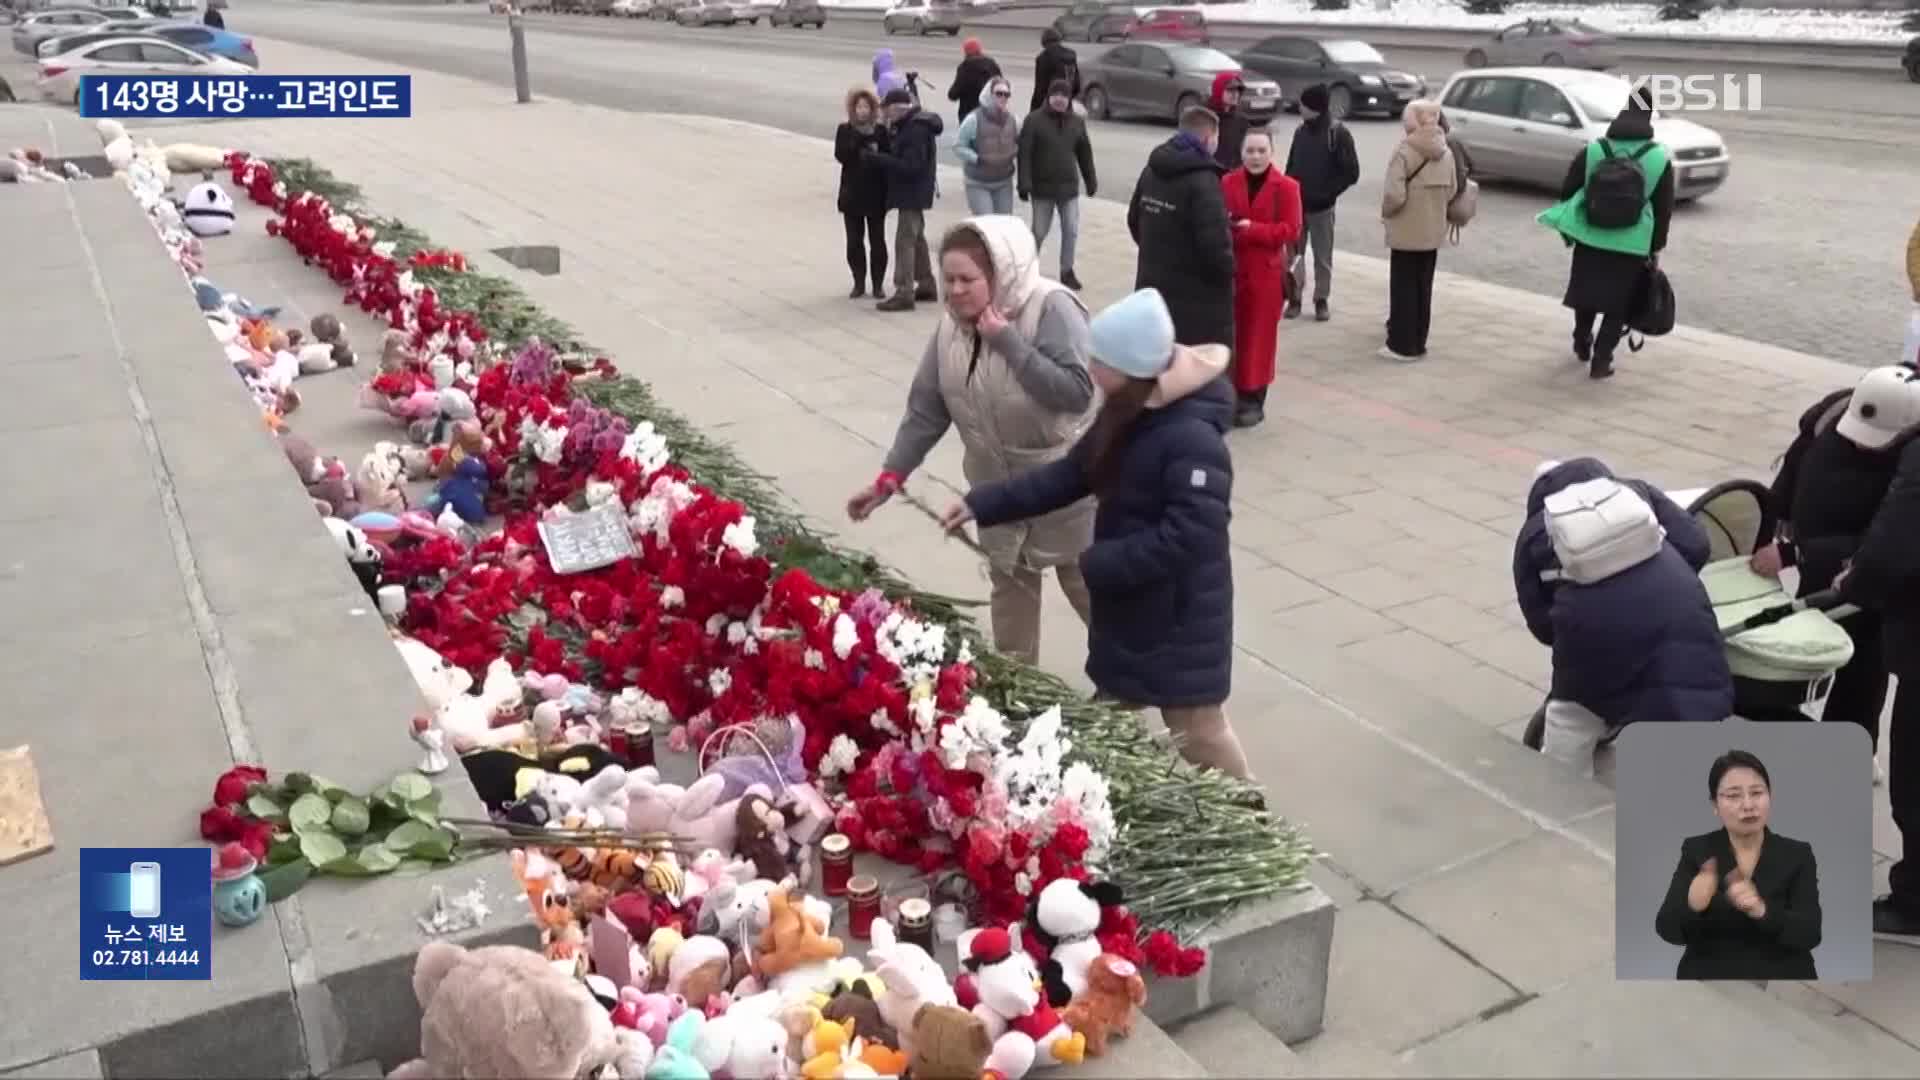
[956,638,975,666]
[804,648,826,671]
[327,212,355,235]
[708,668,732,697]
[832,613,860,661]
[819,734,861,779]
[721,515,759,558]
[659,585,685,610]
[619,422,671,476]
[1062,761,1117,862]
[628,477,698,544]
[705,613,728,638]
[523,422,567,466]
[583,481,620,508]
[611,687,673,728]
[939,697,1011,769]
[870,707,901,737]
[726,622,749,646]
[909,694,937,736]
[372,240,396,259]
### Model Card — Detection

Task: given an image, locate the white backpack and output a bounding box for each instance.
[1539,477,1666,585]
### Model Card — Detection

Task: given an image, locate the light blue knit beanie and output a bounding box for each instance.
[1089,288,1175,381]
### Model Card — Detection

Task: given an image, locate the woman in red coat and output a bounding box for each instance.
[1221,127,1303,429]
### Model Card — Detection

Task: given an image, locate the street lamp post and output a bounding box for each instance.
[509,8,531,104]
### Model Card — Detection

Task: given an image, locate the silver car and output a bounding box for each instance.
[1438,67,1730,203]
[881,0,961,37]
[12,8,111,54]
[1464,19,1620,71]
[673,0,738,24]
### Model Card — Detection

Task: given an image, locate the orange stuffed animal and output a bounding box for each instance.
[755,886,843,979]
[1061,954,1146,1057]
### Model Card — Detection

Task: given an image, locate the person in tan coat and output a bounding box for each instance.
[848,215,1098,666]
[1907,215,1919,303]
[1379,99,1457,362]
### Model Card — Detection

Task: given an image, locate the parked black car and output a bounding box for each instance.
[1050,0,1137,43]
[1235,34,1426,117]
[1905,36,1918,83]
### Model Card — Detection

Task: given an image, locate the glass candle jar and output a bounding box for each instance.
[820,833,853,897]
[897,897,934,954]
[846,875,880,940]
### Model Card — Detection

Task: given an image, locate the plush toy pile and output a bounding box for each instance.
[133,146,1318,1075]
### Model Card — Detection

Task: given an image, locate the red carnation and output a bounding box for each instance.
[199,806,245,844]
[213,764,269,808]
[238,819,276,862]
[1053,822,1091,861]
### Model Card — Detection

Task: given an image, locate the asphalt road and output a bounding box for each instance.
[234,1,1920,363]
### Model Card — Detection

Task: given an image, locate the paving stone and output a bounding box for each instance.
[1320,900,1515,1056]
[1380,595,1515,647]
[1320,566,1440,610]
[1258,596,1399,650]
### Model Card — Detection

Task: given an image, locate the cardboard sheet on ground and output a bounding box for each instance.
[0,745,55,866]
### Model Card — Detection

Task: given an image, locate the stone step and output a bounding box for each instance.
[1052,1010,1209,1080]
[1167,1005,1303,1078]
[1286,1029,1417,1078]
[320,1062,386,1080]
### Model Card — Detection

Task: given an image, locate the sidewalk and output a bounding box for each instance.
[95,36,1920,1074]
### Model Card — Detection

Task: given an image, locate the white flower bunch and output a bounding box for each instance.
[628,475,698,544]
[938,696,1012,771]
[819,734,861,779]
[1061,761,1117,864]
[619,421,671,477]
[609,687,674,729]
[720,516,759,558]
[875,613,949,683]
[831,613,861,662]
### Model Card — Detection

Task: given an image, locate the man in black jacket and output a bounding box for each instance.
[1283,83,1361,322]
[1833,366,1920,941]
[1030,27,1080,113]
[869,88,944,312]
[1126,106,1234,350]
[1018,79,1097,290]
[949,38,1002,126]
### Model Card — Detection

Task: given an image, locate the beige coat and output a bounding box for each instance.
[934,216,1097,571]
[1380,128,1457,253]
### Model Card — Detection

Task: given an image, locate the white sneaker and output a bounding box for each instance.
[1378,345,1419,363]
[1875,758,1887,786]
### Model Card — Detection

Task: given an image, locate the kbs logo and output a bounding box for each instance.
[1624,74,1764,113]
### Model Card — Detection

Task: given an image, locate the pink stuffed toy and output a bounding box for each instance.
[611,986,688,1047]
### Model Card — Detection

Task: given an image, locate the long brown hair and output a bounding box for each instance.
[938,224,993,278]
[1081,376,1158,495]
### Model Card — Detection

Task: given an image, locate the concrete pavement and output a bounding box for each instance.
[236,0,1920,371]
[85,33,1920,1074]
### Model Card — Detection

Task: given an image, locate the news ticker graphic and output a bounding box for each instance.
[80,848,212,980]
[77,75,410,119]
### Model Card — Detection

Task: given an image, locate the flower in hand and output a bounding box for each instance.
[1724,866,1766,920]
[939,501,974,534]
[847,480,894,522]
[975,305,1009,337]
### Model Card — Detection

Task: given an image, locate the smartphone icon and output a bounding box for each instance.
[128,862,162,919]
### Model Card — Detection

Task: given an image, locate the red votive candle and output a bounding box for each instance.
[847,875,880,940]
[627,724,656,770]
[820,833,853,897]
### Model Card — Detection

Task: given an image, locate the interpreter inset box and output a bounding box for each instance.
[79,847,213,981]
[1614,720,1872,982]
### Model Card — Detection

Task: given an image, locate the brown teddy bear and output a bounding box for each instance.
[755,886,842,979]
[906,1003,992,1080]
[1060,953,1147,1057]
[386,941,646,1079]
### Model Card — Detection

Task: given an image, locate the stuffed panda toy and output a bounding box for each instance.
[181,178,236,237]
[323,517,384,601]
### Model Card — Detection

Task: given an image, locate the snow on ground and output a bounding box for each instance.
[820,0,1911,44]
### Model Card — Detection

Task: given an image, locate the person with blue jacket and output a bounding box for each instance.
[953,76,1020,216]
[939,288,1254,782]
[1514,457,1732,777]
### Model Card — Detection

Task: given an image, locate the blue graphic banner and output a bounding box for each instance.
[77,75,411,119]
[80,848,212,981]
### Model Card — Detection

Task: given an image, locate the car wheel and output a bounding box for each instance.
[945,27,958,35]
[1542,51,1565,66]
[1327,83,1352,118]
[914,17,925,34]
[1465,47,1487,67]
[884,19,894,33]
[1084,84,1110,120]
[1085,24,1099,42]
[1175,90,1201,122]
[1907,59,1920,83]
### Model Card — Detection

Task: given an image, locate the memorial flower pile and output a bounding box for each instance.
[215,152,1316,970]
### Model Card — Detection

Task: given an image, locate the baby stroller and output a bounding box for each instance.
[1522,479,1858,748]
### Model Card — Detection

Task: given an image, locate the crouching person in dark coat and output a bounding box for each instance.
[1514,457,1732,778]
[939,288,1256,785]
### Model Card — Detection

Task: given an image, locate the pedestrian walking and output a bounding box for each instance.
[1126,106,1235,351]
[950,37,1003,126]
[1017,78,1097,292]
[938,288,1256,785]
[1514,458,1732,780]
[1379,100,1457,362]
[868,88,944,312]
[1903,213,1919,366]
[1282,84,1360,322]
[1209,71,1252,172]
[1828,370,1920,941]
[1752,366,1918,774]
[1220,128,1301,428]
[834,87,891,300]
[849,216,1097,666]
[203,2,225,28]
[954,76,1020,216]
[1030,26,1081,113]
[1535,88,1674,380]
[873,48,908,100]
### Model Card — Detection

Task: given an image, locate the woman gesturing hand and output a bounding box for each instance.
[1688,857,1719,912]
[1725,866,1767,920]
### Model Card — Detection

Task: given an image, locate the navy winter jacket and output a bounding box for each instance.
[869,107,944,212]
[965,348,1236,708]
[1512,458,1732,726]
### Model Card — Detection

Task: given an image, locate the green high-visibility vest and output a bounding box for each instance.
[1536,138,1668,257]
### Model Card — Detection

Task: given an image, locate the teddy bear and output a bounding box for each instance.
[411,386,478,446]
[904,1004,995,1080]
[821,982,898,1051]
[325,517,384,600]
[690,1006,790,1079]
[628,774,762,856]
[754,887,843,980]
[309,312,356,366]
[735,793,794,883]
[434,658,531,753]
[355,442,409,515]
[611,985,687,1047]
[660,929,732,1009]
[1024,877,1123,1006]
[386,941,649,1080]
[1060,953,1146,1057]
[963,928,1085,1077]
[868,920,956,1057]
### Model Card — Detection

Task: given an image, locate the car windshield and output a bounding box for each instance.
[1567,78,1657,124]
[1168,46,1237,70]
[1322,41,1384,64]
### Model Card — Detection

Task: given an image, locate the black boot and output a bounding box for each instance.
[1873,897,1920,939]
[1590,349,1615,380]
[849,280,866,299]
[1573,333,1592,364]
[1232,392,1265,429]
[1284,300,1302,320]
[914,283,939,303]
[1061,269,1083,291]
[1314,300,1330,322]
[876,293,916,312]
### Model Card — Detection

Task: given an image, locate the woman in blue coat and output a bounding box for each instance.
[940,288,1253,781]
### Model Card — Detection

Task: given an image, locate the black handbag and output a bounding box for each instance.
[1626,262,1676,353]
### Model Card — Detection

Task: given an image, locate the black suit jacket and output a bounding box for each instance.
[1654,828,1821,981]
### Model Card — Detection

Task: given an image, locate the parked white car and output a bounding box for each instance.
[37,35,250,105]
[1437,67,1730,203]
